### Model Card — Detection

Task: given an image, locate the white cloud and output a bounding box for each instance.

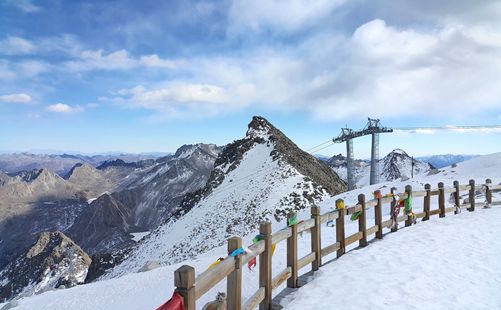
[139,54,179,69]
[45,103,83,113]
[64,49,136,71]
[0,93,32,103]
[228,0,345,34]
[395,126,501,135]
[64,50,177,72]
[0,36,35,55]
[17,60,50,77]
[10,0,41,13]
[106,83,236,118]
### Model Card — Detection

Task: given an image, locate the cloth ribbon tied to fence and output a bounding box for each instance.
[350,210,362,221]
[248,234,276,270]
[156,291,184,310]
[287,214,298,226]
[230,247,246,257]
[206,257,225,271]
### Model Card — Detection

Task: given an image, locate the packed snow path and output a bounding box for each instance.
[281,206,501,310]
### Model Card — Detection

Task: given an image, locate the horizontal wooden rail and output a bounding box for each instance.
[445,206,455,213]
[320,210,339,224]
[241,240,265,265]
[382,218,392,228]
[414,211,426,219]
[345,231,363,247]
[272,267,292,290]
[271,228,291,245]
[346,204,362,215]
[429,209,440,216]
[412,190,427,197]
[366,225,379,236]
[242,287,264,310]
[298,252,316,270]
[195,256,236,300]
[381,197,394,204]
[321,242,340,258]
[366,199,378,208]
[297,218,315,233]
[397,215,408,223]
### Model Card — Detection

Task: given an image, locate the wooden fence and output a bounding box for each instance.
[172,179,501,310]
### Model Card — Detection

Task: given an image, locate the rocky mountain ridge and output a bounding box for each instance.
[0,153,162,176]
[105,116,346,277]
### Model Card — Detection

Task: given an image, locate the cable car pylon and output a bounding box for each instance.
[333,118,393,190]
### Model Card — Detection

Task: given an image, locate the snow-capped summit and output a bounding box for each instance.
[380,149,432,181]
[105,116,346,277]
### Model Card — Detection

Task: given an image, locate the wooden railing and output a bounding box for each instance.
[172,178,501,310]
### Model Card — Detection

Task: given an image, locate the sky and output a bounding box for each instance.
[1,0,501,158]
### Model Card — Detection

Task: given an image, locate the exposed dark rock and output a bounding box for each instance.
[84,250,129,283]
[0,232,91,302]
[66,194,136,255]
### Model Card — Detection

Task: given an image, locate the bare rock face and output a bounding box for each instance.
[66,193,136,255]
[0,168,78,204]
[112,143,222,229]
[0,232,91,302]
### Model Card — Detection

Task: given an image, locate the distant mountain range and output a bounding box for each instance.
[416,154,478,169]
[0,153,166,176]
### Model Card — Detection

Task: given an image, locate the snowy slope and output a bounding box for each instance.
[282,206,501,310]
[105,117,345,278]
[4,153,501,309]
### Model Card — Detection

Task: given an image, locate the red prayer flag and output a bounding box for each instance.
[248,257,257,270]
[156,291,185,310]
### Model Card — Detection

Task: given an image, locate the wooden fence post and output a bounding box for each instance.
[286,212,298,288]
[374,190,383,239]
[405,185,413,227]
[486,179,492,207]
[335,199,345,258]
[423,184,431,221]
[227,237,242,310]
[453,181,460,214]
[174,265,196,310]
[358,194,367,247]
[311,206,322,271]
[438,182,445,218]
[390,187,398,232]
[468,179,475,212]
[259,222,272,310]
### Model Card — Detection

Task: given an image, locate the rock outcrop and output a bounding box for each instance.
[0,232,91,302]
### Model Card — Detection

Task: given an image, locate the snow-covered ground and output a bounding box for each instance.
[2,153,500,309]
[282,206,501,310]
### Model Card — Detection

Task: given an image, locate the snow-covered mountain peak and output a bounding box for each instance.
[246,115,274,140]
[105,117,346,277]
[390,148,408,156]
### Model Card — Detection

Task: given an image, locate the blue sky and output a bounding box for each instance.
[1,0,500,158]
